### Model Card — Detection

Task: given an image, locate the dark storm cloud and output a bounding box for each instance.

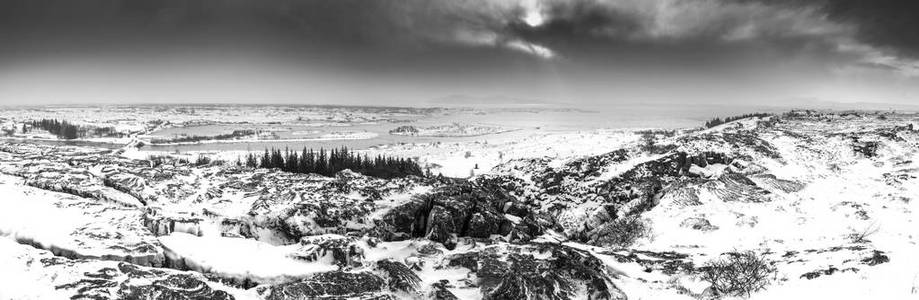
[0,0,915,66]
[504,0,919,75]
[0,0,917,105]
[0,0,402,51]
[819,0,919,58]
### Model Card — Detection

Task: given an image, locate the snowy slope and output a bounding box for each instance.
[0,110,917,299]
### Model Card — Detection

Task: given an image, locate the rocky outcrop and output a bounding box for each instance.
[704,173,771,203]
[25,178,145,208]
[143,208,207,237]
[375,179,547,249]
[291,234,366,268]
[800,266,859,280]
[558,149,631,182]
[680,217,719,232]
[2,110,914,299]
[0,178,165,267]
[278,194,377,236]
[428,280,460,299]
[749,174,805,193]
[595,151,733,208]
[861,250,890,266]
[446,243,626,300]
[376,259,421,293]
[258,271,387,300]
[852,138,880,157]
[32,248,236,300]
[116,273,236,300]
[601,249,695,275]
[102,172,153,205]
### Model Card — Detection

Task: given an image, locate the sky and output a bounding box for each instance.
[0,0,918,107]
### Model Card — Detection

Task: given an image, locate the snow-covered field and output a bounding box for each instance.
[0,106,917,299]
[389,123,513,137]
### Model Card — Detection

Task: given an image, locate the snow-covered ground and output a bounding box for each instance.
[389,123,513,137]
[0,108,917,299]
[371,129,642,178]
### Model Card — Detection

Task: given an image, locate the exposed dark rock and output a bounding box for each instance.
[290,235,366,268]
[861,250,890,266]
[374,197,429,241]
[593,151,730,213]
[54,263,235,300]
[102,174,153,206]
[446,251,481,271]
[800,267,859,280]
[426,205,462,245]
[486,267,572,300]
[4,111,914,300]
[24,178,143,208]
[56,278,119,299]
[749,174,805,193]
[691,131,780,159]
[802,245,867,254]
[143,208,206,237]
[680,217,719,232]
[600,249,694,275]
[376,179,542,248]
[429,280,460,300]
[118,262,168,278]
[219,218,256,239]
[260,271,386,300]
[446,244,625,300]
[562,149,631,181]
[376,259,421,293]
[118,274,235,300]
[280,194,377,236]
[705,173,771,203]
[852,138,880,157]
[661,182,703,207]
[84,267,120,279]
[466,212,505,239]
[362,187,383,201]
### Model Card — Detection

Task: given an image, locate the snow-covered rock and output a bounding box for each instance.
[1,110,917,299]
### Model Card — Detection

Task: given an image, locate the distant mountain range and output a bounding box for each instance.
[427,94,556,107]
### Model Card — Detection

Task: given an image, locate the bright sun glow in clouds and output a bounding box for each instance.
[521,0,545,27]
[523,11,544,27]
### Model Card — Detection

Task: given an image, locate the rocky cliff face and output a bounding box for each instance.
[1,111,917,299]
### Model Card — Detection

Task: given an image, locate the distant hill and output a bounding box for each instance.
[770,97,919,112]
[427,94,554,107]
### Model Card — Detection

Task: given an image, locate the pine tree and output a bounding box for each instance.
[30,118,81,139]
[260,149,270,168]
[248,146,423,179]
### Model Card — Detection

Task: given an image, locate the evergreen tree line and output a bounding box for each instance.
[704,113,771,128]
[241,147,424,179]
[151,129,255,144]
[30,119,82,139]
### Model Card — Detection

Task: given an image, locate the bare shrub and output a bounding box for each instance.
[194,155,212,166]
[701,251,776,298]
[849,222,880,244]
[586,217,650,248]
[636,130,676,154]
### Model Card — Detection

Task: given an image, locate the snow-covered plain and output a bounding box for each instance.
[0,106,917,299]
